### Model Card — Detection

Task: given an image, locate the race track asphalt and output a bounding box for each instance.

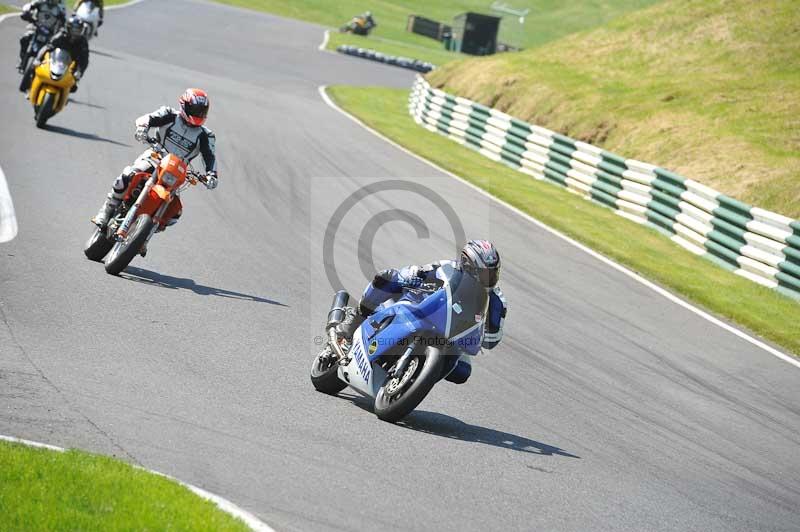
[1,1,799,531]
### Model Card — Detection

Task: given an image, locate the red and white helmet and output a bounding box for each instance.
[178,88,210,127]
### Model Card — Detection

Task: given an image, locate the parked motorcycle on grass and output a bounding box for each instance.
[27,48,76,128]
[84,137,207,275]
[311,263,487,422]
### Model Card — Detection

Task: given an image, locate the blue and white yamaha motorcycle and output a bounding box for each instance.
[310,263,486,422]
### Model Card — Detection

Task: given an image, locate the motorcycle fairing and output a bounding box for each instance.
[136,190,182,228]
[359,263,489,359]
[337,334,389,397]
[29,50,75,112]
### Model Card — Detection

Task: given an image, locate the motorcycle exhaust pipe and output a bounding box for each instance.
[326,290,350,330]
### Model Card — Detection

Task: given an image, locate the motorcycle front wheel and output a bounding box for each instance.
[374,345,444,423]
[104,214,153,275]
[18,61,34,93]
[84,226,114,262]
[35,92,54,129]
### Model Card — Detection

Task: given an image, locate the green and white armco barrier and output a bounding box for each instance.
[409,76,800,300]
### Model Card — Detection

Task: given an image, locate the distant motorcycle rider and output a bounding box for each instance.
[73,0,103,35]
[17,0,66,72]
[29,15,89,93]
[361,11,376,31]
[341,10,376,35]
[340,240,507,382]
[73,0,103,20]
[92,89,219,231]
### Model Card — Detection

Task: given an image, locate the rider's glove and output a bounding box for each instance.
[73,70,82,81]
[398,275,422,289]
[134,126,148,143]
[205,172,218,190]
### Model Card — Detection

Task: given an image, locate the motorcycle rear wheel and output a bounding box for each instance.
[84,226,114,262]
[310,345,348,395]
[373,346,444,423]
[35,92,54,129]
[104,214,153,275]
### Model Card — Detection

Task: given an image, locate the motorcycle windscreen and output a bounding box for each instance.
[446,267,489,353]
[49,49,71,79]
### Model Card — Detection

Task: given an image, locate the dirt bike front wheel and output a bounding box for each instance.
[104,214,153,275]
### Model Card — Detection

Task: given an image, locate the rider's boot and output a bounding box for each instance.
[337,305,368,342]
[92,193,121,227]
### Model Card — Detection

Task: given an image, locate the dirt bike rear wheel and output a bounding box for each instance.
[35,92,54,129]
[373,345,444,423]
[104,214,153,275]
[84,226,114,262]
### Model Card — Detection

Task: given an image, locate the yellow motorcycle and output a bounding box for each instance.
[28,48,76,128]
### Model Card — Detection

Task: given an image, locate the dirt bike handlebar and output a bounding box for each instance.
[144,136,207,184]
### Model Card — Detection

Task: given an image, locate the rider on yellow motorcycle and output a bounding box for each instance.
[24,15,88,93]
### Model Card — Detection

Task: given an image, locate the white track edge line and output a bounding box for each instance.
[317,85,800,369]
[0,11,20,23]
[0,434,275,532]
[0,164,18,243]
[318,29,330,51]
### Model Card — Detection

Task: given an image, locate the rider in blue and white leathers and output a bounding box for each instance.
[342,240,507,384]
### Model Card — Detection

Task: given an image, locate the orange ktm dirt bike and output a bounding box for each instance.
[83,137,207,275]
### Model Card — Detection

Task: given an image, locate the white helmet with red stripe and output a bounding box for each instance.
[178,88,210,127]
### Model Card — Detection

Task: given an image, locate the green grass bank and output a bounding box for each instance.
[0,440,251,531]
[429,0,800,217]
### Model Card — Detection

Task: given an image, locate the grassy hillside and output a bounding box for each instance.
[429,0,800,217]
[215,0,661,64]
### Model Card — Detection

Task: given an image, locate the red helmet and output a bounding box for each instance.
[178,88,210,127]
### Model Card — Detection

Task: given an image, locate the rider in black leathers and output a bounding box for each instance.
[17,0,66,72]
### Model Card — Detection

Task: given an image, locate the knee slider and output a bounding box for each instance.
[444,359,472,384]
